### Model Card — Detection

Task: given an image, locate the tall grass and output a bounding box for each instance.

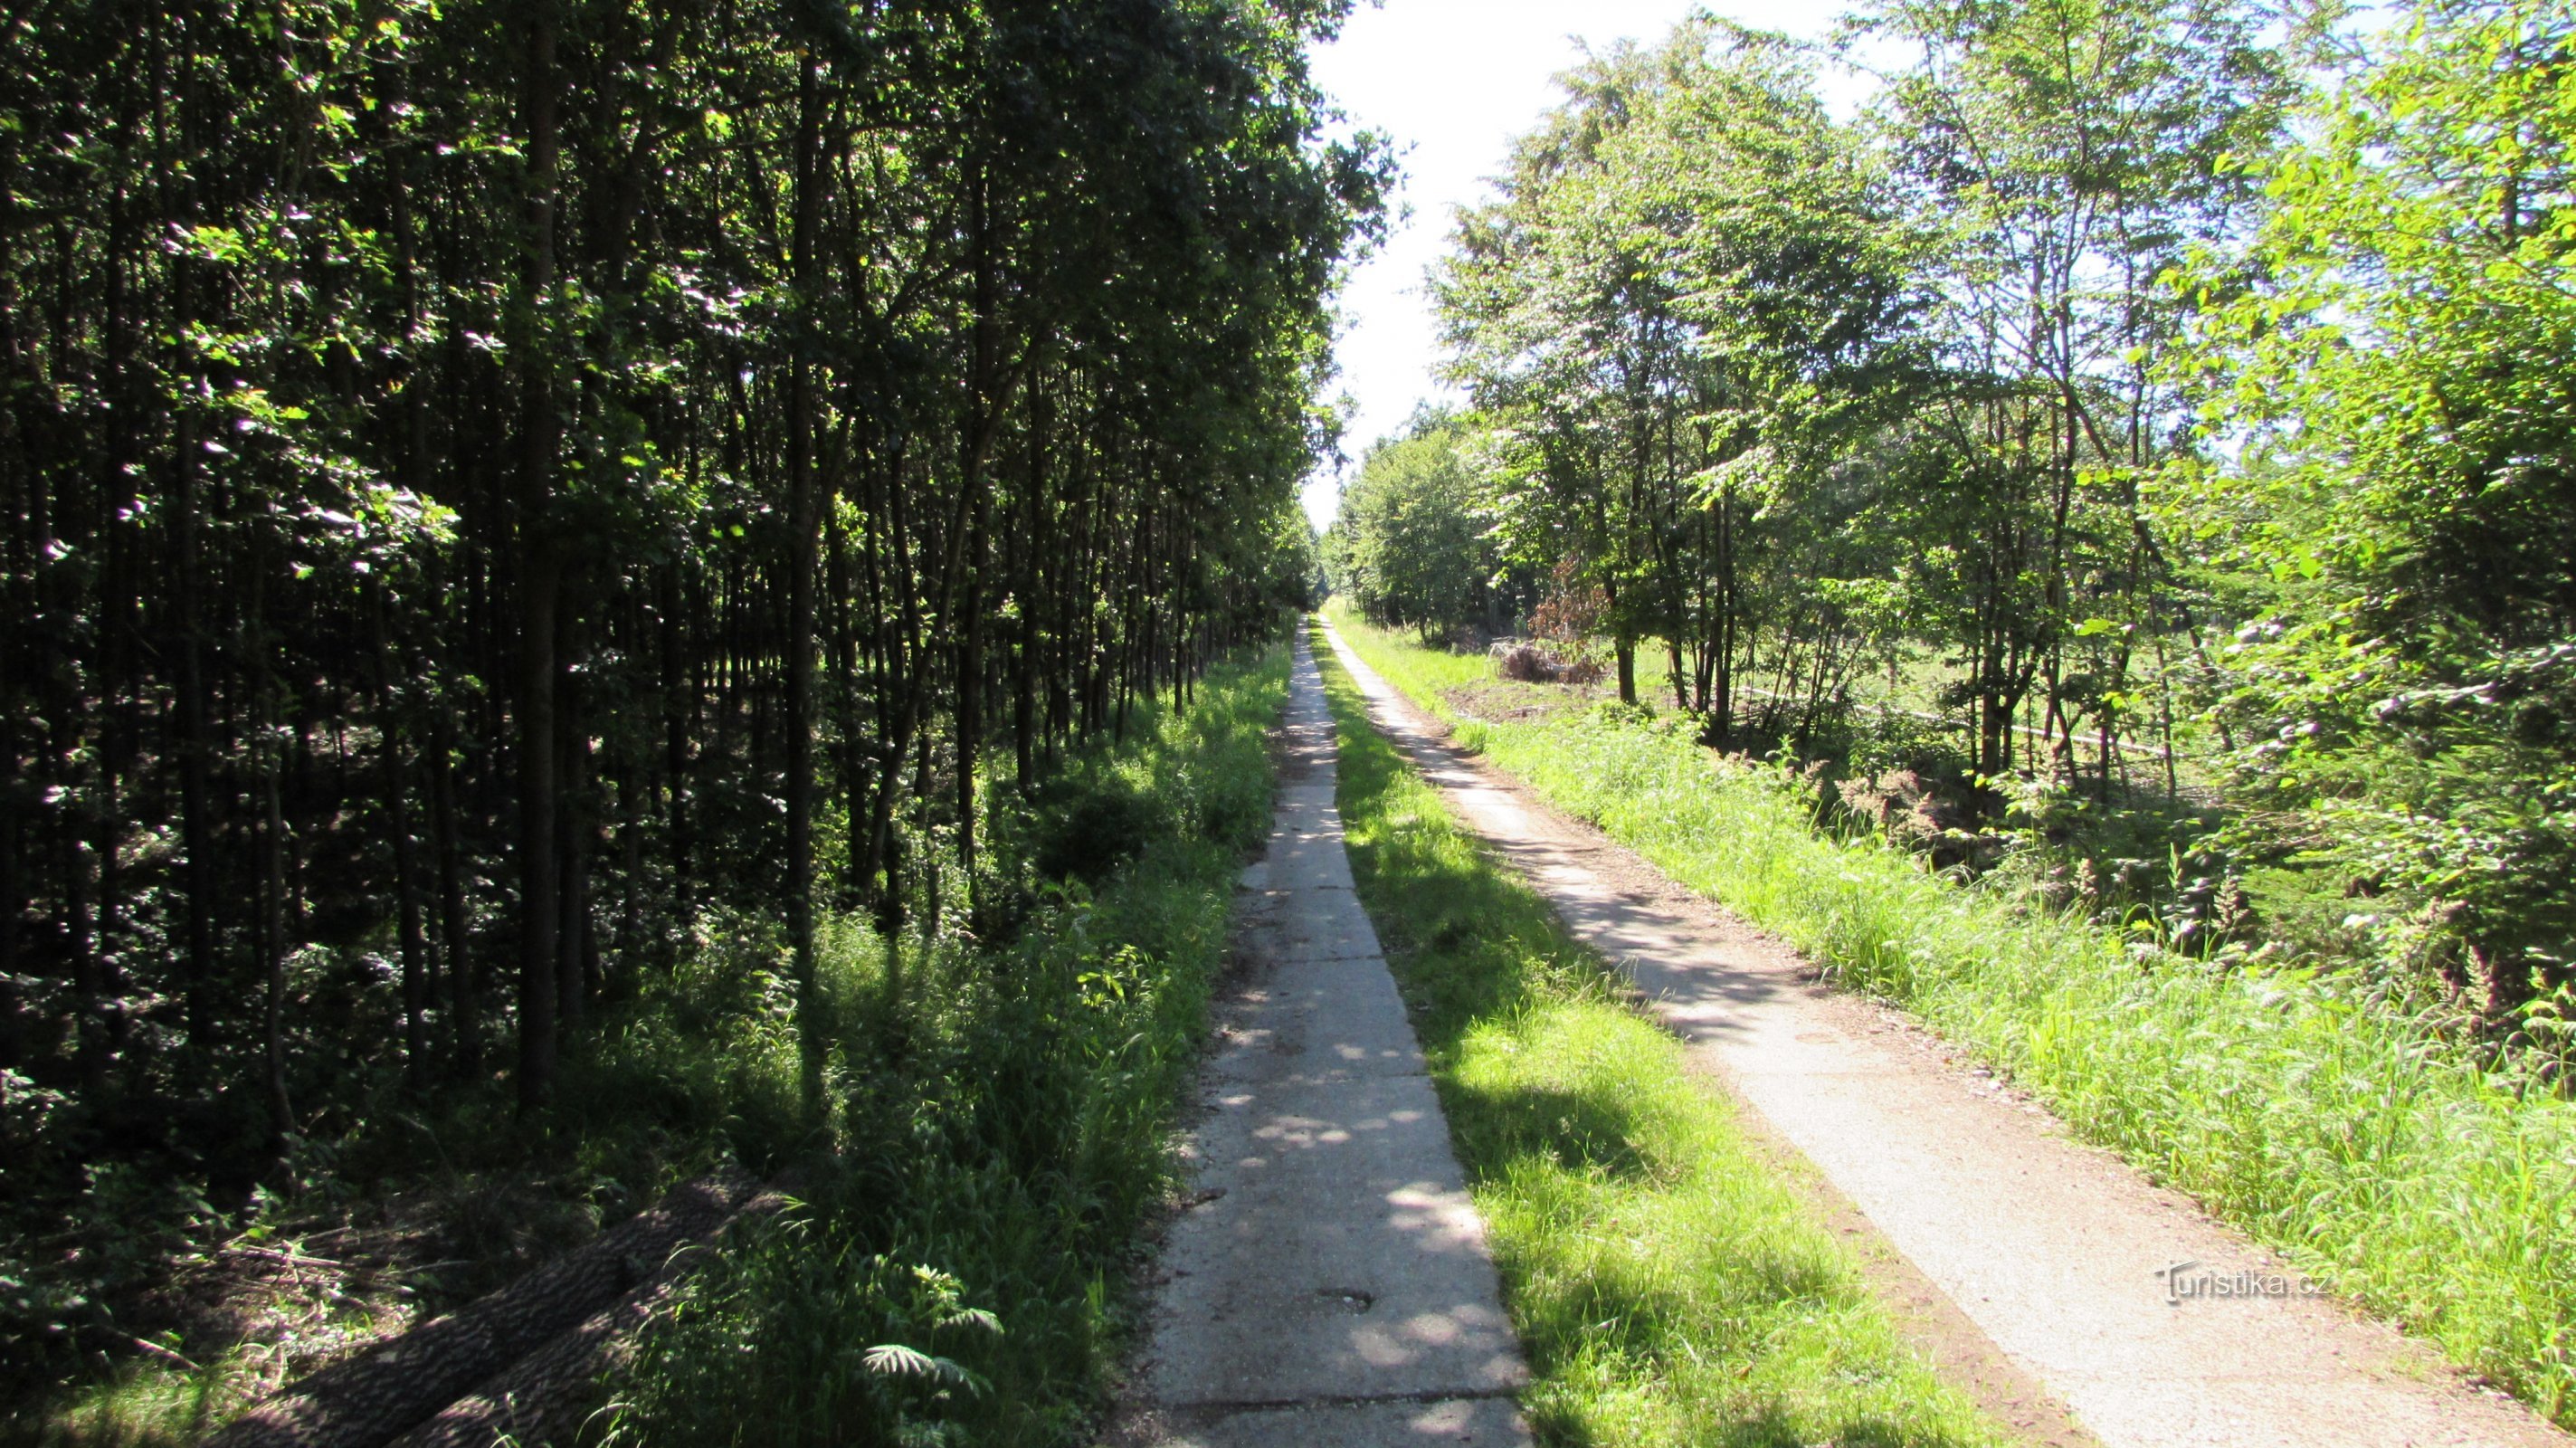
[1326,608,2576,1428]
[582,646,1289,1447]
[1314,632,2007,1447]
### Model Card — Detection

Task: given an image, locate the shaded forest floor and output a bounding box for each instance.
[13,646,1295,1448]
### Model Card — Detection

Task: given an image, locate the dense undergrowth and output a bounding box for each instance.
[1312,630,2007,1446]
[589,643,1284,1446]
[20,645,1288,1448]
[1326,612,2576,1430]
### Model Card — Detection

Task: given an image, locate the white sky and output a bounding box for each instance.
[1300,0,1874,530]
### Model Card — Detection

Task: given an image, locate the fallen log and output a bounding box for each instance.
[206,1170,759,1448]
[386,1184,798,1448]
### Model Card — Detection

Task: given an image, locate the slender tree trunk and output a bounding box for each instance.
[955,501,982,885]
[1012,430,1039,792]
[556,686,588,1034]
[372,589,430,1083]
[782,57,823,1094]
[167,251,218,1046]
[260,695,296,1148]
[514,5,565,1110]
[430,694,477,1075]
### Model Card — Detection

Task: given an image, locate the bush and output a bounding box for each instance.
[1029,775,1165,885]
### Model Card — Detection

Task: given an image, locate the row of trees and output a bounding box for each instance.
[1421,0,2288,776]
[1319,409,1534,639]
[1,0,1380,1196]
[1336,0,2574,1024]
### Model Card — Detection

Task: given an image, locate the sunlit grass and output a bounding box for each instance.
[1312,628,2006,1447]
[27,1354,268,1448]
[1326,608,2576,1430]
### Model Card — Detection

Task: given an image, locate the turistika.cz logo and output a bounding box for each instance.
[2155,1260,2323,1306]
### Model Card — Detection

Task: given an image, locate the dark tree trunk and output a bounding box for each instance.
[373,590,431,1082]
[782,56,822,1093]
[514,6,564,1110]
[429,696,476,1076]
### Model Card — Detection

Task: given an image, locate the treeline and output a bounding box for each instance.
[0,0,1377,1214]
[1320,409,1535,643]
[1336,0,2574,1034]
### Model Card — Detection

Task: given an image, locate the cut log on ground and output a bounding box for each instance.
[205,1171,760,1448]
[386,1184,798,1448]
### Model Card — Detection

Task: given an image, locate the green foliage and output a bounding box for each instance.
[594,647,1288,1446]
[1337,616,2576,1429]
[1837,0,2296,778]
[1311,632,2006,1447]
[1438,20,1920,718]
[2170,0,2576,1020]
[0,0,1378,1412]
[1409,0,2575,1035]
[1025,775,1165,887]
[0,647,1288,1444]
[1324,411,1525,641]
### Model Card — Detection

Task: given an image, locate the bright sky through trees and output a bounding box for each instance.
[1303,0,1866,529]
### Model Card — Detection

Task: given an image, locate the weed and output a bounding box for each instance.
[591,646,1288,1447]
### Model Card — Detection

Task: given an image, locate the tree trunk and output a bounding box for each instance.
[782,56,822,1096]
[513,5,564,1111]
[556,693,588,1035]
[260,700,297,1148]
[429,695,477,1076]
[372,589,431,1083]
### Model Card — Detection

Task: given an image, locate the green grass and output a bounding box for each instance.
[14,648,1291,1448]
[592,644,1290,1447]
[1325,606,2576,1430]
[1311,627,2008,1448]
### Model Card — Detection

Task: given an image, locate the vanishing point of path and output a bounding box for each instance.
[1112,637,1532,1447]
[1322,618,2571,1448]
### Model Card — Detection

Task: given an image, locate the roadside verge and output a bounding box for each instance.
[1322,615,2570,1448]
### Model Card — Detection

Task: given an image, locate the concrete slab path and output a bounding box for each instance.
[1111,637,1531,1448]
[1321,618,2571,1448]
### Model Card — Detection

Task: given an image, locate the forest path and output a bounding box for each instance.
[1319,619,2570,1448]
[1108,636,1531,1447]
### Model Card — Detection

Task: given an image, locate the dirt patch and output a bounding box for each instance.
[1440,677,1602,726]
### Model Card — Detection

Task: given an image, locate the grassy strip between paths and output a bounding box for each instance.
[1325,606,2576,1430]
[1311,628,2008,1448]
